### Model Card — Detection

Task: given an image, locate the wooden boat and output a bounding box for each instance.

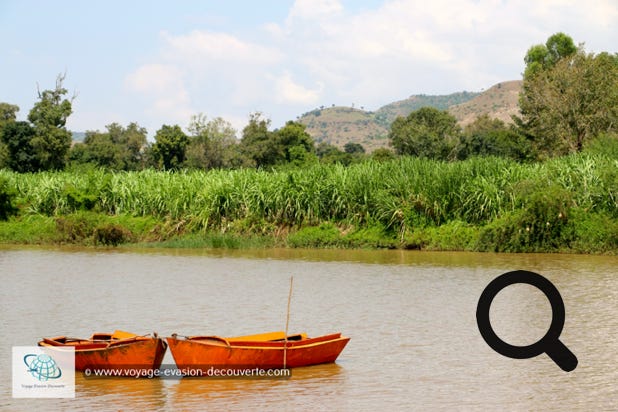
[166,330,350,370]
[38,330,167,375]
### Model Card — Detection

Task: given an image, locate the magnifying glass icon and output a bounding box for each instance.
[476,270,577,372]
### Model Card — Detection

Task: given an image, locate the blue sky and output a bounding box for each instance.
[1,0,617,136]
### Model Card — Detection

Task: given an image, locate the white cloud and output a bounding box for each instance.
[288,0,343,20]
[122,0,618,131]
[275,0,617,102]
[589,0,618,28]
[127,31,287,125]
[275,72,323,104]
[126,63,184,94]
[125,63,193,127]
[161,30,283,65]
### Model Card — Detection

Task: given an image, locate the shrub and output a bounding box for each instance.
[343,225,399,249]
[0,177,18,220]
[585,133,618,159]
[477,185,572,252]
[64,186,98,211]
[287,223,341,248]
[55,213,101,243]
[564,209,618,253]
[94,224,133,246]
[405,220,479,251]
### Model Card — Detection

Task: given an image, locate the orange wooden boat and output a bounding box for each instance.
[166,331,350,370]
[38,330,167,375]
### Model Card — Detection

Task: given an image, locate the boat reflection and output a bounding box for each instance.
[165,362,347,406]
[75,374,167,409]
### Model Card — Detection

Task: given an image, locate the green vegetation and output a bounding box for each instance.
[0,151,616,253]
[389,107,461,159]
[151,124,190,170]
[375,91,480,126]
[519,32,618,156]
[0,32,617,253]
[297,91,480,153]
[240,113,316,168]
[69,123,148,170]
[1,74,73,172]
[0,176,18,220]
[27,74,73,171]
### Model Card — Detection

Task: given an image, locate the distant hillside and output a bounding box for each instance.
[71,131,86,142]
[448,80,522,126]
[299,84,523,152]
[375,91,480,127]
[299,106,387,150]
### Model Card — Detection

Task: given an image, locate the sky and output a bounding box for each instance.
[1,0,617,136]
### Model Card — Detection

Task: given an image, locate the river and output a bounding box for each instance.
[1,246,616,410]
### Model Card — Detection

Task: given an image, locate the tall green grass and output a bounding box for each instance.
[1,153,617,251]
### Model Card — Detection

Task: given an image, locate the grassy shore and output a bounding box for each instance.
[1,153,617,253]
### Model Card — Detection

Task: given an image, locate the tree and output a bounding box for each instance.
[343,142,365,155]
[71,130,122,169]
[185,114,238,169]
[28,74,73,170]
[0,176,18,220]
[0,142,8,169]
[69,123,148,170]
[0,103,20,169]
[456,115,533,161]
[316,141,367,165]
[316,142,362,165]
[317,142,345,164]
[523,32,577,78]
[273,121,315,166]
[371,148,396,162]
[0,103,19,123]
[519,34,618,156]
[240,116,317,168]
[0,121,39,172]
[239,112,280,168]
[388,107,460,159]
[150,124,189,170]
[107,122,148,170]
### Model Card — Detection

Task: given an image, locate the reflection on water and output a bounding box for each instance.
[1,246,617,410]
[75,376,167,410]
[166,363,348,409]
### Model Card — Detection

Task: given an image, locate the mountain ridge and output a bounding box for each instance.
[298,80,523,151]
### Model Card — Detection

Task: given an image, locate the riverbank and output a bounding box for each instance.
[0,210,616,253]
[1,154,617,253]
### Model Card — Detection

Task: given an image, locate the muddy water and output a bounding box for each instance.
[1,247,616,410]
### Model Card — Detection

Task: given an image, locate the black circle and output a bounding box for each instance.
[476,270,565,359]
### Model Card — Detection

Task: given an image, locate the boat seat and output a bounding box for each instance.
[112,330,138,340]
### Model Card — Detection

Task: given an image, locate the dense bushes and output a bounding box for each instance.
[0,152,616,252]
[0,176,18,220]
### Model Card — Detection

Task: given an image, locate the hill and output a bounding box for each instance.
[298,106,386,150]
[71,131,86,142]
[375,91,480,127]
[448,80,522,126]
[298,81,522,151]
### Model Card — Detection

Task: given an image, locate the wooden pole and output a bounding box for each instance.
[284,276,293,369]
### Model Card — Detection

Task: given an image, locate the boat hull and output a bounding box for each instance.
[167,333,349,370]
[39,335,167,375]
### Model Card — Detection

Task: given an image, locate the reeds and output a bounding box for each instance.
[1,153,616,232]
